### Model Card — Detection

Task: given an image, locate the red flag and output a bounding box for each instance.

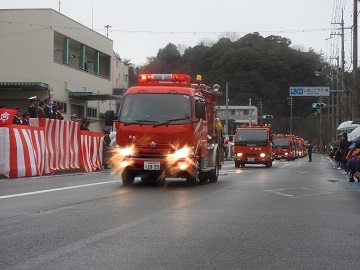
[0,108,17,126]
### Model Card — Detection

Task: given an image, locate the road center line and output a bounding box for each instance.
[0,180,118,200]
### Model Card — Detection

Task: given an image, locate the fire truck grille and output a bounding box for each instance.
[135,144,173,159]
[245,154,257,157]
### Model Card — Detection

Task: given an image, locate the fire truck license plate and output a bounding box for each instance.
[247,158,255,162]
[144,162,160,170]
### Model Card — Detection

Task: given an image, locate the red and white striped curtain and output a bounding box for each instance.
[0,119,104,178]
[30,118,81,174]
[80,131,103,172]
[0,126,45,178]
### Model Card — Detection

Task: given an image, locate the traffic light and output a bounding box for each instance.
[312,103,327,109]
[262,115,273,119]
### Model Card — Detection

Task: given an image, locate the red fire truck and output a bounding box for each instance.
[233,124,274,168]
[105,74,225,186]
[273,134,295,161]
[294,136,306,158]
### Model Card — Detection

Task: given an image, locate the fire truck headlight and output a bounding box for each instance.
[178,162,189,170]
[236,153,243,157]
[119,146,135,157]
[120,160,129,168]
[285,152,288,156]
[173,146,194,159]
[260,153,266,158]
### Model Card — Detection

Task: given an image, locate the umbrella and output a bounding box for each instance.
[337,120,360,131]
[352,117,360,125]
[348,126,360,142]
[348,141,360,150]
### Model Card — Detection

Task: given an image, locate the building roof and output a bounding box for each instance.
[0,82,49,91]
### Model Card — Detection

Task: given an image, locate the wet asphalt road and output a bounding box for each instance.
[1,153,360,270]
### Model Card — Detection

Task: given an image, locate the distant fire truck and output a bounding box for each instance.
[273,134,295,161]
[105,74,225,186]
[233,124,274,168]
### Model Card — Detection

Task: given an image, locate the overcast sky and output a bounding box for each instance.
[0,0,355,68]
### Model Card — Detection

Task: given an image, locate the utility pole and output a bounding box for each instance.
[353,0,359,120]
[225,82,229,134]
[287,97,294,134]
[341,12,348,120]
[249,98,252,126]
[58,0,61,12]
[104,25,112,38]
[331,10,347,123]
[258,98,263,124]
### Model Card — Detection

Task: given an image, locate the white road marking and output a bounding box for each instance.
[0,180,118,200]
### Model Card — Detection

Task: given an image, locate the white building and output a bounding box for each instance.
[216,105,258,135]
[0,9,128,131]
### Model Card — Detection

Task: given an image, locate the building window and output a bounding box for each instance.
[123,74,128,82]
[243,110,248,115]
[87,107,98,118]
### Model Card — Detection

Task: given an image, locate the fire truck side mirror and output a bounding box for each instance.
[105,110,115,126]
[195,102,206,119]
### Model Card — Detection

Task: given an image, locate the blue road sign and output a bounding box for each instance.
[289,87,330,97]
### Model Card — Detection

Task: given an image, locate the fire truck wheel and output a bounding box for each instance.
[208,155,219,183]
[235,161,240,168]
[187,161,201,186]
[199,173,208,185]
[265,160,273,168]
[122,169,135,185]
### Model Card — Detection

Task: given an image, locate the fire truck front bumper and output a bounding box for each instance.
[118,157,196,177]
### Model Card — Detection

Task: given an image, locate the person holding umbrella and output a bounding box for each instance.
[346,142,360,182]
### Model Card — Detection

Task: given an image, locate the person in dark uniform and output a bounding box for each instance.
[12,107,22,124]
[37,101,46,118]
[52,105,59,119]
[80,118,90,131]
[44,98,53,119]
[27,96,39,118]
[57,105,64,120]
[102,128,111,169]
[21,110,31,126]
[339,132,350,171]
[307,142,312,162]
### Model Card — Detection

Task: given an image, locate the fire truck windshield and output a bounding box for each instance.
[235,129,268,146]
[120,93,192,125]
[273,139,289,148]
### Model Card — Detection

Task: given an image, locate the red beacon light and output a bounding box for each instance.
[138,74,191,83]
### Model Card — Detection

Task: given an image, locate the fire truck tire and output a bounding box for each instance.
[187,160,201,186]
[265,160,273,168]
[199,173,208,185]
[122,169,135,185]
[235,161,240,168]
[208,154,219,183]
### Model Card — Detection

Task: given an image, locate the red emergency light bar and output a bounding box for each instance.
[138,74,191,83]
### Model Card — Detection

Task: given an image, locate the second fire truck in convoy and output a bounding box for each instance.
[105,74,225,186]
[233,124,274,168]
[273,134,295,161]
[294,136,306,158]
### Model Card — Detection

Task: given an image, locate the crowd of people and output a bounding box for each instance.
[333,132,360,182]
[9,96,66,126]
[4,96,91,128]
